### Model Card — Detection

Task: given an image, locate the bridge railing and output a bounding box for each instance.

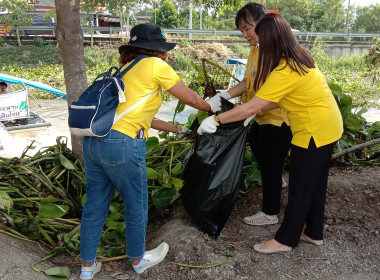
[1,25,379,41]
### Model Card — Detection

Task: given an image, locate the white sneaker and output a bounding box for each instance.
[243,211,278,226]
[133,242,169,274]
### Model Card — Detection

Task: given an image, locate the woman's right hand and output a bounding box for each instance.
[206,91,232,113]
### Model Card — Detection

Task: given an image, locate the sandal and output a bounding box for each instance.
[80,261,102,280]
[243,211,278,226]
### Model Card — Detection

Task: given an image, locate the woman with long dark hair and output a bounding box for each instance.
[208,2,292,227]
[79,23,213,279]
[198,13,343,254]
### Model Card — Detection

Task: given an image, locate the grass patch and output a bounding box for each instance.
[0,43,378,106]
[229,43,250,59]
[0,45,61,65]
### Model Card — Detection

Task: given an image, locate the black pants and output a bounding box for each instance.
[248,122,292,215]
[275,138,336,247]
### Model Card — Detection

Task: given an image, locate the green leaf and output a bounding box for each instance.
[171,177,184,191]
[147,167,158,179]
[356,108,368,116]
[19,101,28,111]
[171,163,183,176]
[175,100,186,113]
[81,194,87,206]
[107,212,122,221]
[102,229,125,245]
[109,202,122,213]
[151,187,178,208]
[344,113,361,132]
[44,266,71,279]
[15,217,40,240]
[105,219,123,230]
[0,191,13,213]
[197,110,209,124]
[244,165,261,189]
[329,83,343,99]
[187,113,197,125]
[104,247,124,258]
[39,200,69,219]
[146,137,160,153]
[57,154,76,170]
[244,149,253,162]
[157,168,169,186]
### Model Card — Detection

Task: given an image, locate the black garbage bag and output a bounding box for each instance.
[181,120,248,239]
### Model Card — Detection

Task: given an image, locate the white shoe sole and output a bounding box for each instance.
[133,242,169,274]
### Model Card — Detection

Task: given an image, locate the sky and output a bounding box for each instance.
[348,0,380,7]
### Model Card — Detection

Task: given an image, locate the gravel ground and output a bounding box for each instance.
[1,166,379,280]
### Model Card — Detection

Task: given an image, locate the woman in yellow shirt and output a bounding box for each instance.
[198,13,343,254]
[207,3,292,226]
[79,24,213,279]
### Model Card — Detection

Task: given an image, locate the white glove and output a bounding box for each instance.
[207,91,232,113]
[218,90,232,100]
[197,116,219,135]
[176,125,189,134]
[243,115,256,126]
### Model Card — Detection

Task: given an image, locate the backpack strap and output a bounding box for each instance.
[112,55,149,103]
[120,55,149,76]
[113,89,157,124]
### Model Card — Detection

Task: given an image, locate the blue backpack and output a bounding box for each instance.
[68,55,152,137]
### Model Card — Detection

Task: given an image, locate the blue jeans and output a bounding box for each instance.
[80,130,148,262]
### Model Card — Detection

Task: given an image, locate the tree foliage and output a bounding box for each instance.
[352,4,380,33]
[151,0,179,28]
[0,0,35,46]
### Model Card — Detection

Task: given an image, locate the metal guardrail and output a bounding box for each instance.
[162,28,380,40]
[1,25,379,40]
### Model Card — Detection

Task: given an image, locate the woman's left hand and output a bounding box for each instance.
[197,116,219,135]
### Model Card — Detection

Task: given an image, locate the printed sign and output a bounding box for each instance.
[0,90,30,120]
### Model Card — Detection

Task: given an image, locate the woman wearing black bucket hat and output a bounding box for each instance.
[79,23,215,279]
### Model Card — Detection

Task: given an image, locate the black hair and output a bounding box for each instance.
[235,2,268,29]
[0,82,7,87]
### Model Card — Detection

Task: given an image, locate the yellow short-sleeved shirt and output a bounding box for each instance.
[112,57,181,139]
[243,46,289,127]
[255,60,343,148]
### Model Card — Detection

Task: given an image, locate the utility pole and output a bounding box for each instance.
[200,5,202,30]
[345,0,351,31]
[189,0,192,39]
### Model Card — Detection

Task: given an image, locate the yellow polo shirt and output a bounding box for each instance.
[256,59,343,148]
[112,57,181,138]
[242,47,289,127]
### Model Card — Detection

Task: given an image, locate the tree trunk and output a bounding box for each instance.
[55,0,87,158]
[16,26,21,46]
[126,13,130,40]
[119,15,124,40]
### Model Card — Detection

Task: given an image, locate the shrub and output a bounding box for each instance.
[33,37,45,47]
[83,46,118,68]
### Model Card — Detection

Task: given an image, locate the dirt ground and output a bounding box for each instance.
[1,166,379,280]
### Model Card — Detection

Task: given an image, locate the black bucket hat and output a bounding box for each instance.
[118,24,176,54]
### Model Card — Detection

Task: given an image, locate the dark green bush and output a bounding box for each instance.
[33,37,45,47]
